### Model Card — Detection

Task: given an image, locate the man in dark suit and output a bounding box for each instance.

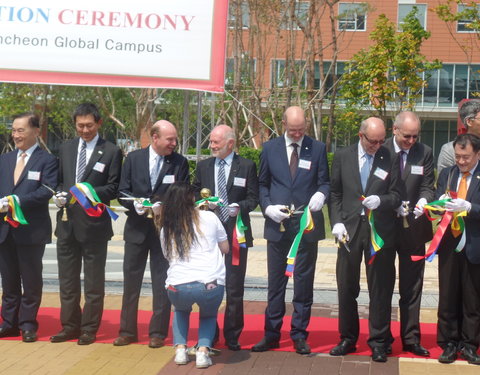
[384,111,434,357]
[329,117,402,362]
[0,113,57,343]
[253,106,330,355]
[192,124,259,351]
[113,120,189,348]
[435,133,480,365]
[50,103,123,345]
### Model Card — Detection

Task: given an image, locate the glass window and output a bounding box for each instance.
[469,65,480,96]
[398,4,427,30]
[272,60,306,88]
[338,3,367,31]
[457,4,478,33]
[281,1,310,30]
[225,57,255,89]
[423,69,439,105]
[455,64,468,103]
[228,1,250,29]
[438,64,454,107]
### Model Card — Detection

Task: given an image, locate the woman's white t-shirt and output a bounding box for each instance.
[161,210,228,287]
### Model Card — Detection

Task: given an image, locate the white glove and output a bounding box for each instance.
[151,201,162,216]
[134,200,146,215]
[53,191,68,208]
[332,223,349,242]
[445,198,472,213]
[0,197,9,213]
[308,192,325,212]
[265,204,290,223]
[208,200,218,210]
[414,198,428,219]
[395,201,409,217]
[228,203,240,217]
[362,195,381,210]
[439,193,449,201]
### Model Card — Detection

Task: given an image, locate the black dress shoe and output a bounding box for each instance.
[372,346,388,362]
[385,345,392,355]
[50,330,80,343]
[22,330,37,343]
[438,343,457,364]
[329,340,356,356]
[226,341,241,351]
[78,331,96,345]
[461,346,480,365]
[0,327,20,338]
[403,343,430,357]
[113,336,137,346]
[293,338,311,355]
[251,337,280,352]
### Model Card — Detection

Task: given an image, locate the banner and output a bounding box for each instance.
[0,0,228,92]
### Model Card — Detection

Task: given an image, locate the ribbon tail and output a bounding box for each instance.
[231,227,240,266]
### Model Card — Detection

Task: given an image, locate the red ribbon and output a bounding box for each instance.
[231,228,240,266]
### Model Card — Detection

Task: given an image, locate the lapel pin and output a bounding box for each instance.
[98,150,103,155]
[380,156,383,160]
[305,147,309,150]
[477,175,480,179]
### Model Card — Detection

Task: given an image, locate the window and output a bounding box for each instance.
[271,60,306,88]
[280,1,310,30]
[457,4,478,33]
[398,4,427,30]
[225,57,255,89]
[338,3,367,31]
[228,1,249,29]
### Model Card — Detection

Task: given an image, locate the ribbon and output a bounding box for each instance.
[195,196,224,206]
[4,195,29,227]
[359,196,385,264]
[69,182,118,221]
[285,207,314,277]
[231,213,248,266]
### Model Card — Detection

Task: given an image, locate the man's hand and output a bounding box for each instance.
[208,201,219,210]
[445,198,471,213]
[362,195,380,210]
[134,200,146,215]
[395,202,409,217]
[308,192,325,212]
[53,191,68,208]
[151,202,162,216]
[332,223,349,242]
[228,203,240,217]
[414,198,427,219]
[0,197,9,213]
[265,205,290,223]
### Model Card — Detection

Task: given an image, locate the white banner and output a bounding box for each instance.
[0,0,228,92]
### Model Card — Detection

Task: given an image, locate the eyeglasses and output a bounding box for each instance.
[398,131,418,140]
[362,133,385,145]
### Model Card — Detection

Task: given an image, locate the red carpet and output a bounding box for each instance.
[1,307,443,359]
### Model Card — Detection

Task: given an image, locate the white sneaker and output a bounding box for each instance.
[174,347,188,365]
[196,350,212,368]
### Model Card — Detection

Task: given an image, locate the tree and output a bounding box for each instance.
[338,9,441,123]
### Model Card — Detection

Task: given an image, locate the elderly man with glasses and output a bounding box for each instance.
[329,117,402,362]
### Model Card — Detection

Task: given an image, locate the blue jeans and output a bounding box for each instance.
[167,281,224,347]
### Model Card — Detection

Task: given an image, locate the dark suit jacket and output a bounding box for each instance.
[259,135,330,242]
[0,147,58,245]
[436,163,480,264]
[329,143,402,246]
[119,147,189,244]
[384,138,434,249]
[55,137,123,243]
[192,153,259,247]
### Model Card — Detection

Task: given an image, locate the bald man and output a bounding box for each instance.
[329,117,402,362]
[254,106,330,355]
[192,125,259,351]
[113,120,189,348]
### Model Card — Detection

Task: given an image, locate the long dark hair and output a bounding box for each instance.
[156,182,200,261]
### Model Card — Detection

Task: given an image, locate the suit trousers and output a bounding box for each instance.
[223,244,249,343]
[437,247,480,350]
[396,243,426,345]
[0,233,45,331]
[265,237,318,341]
[336,218,395,348]
[119,235,170,339]
[56,236,108,333]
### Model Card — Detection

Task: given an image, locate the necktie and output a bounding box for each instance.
[457,172,470,199]
[290,143,299,179]
[150,155,162,189]
[77,140,87,182]
[14,152,27,185]
[217,159,229,222]
[360,153,372,191]
[399,151,406,175]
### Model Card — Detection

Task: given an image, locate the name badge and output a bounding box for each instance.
[411,165,424,175]
[162,175,175,184]
[93,162,106,173]
[234,177,246,187]
[27,171,41,181]
[373,167,388,180]
[298,159,311,170]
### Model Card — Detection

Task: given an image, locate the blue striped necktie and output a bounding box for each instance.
[217,159,229,222]
[77,140,87,182]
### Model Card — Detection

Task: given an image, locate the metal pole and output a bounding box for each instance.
[182,91,191,155]
[196,91,203,161]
